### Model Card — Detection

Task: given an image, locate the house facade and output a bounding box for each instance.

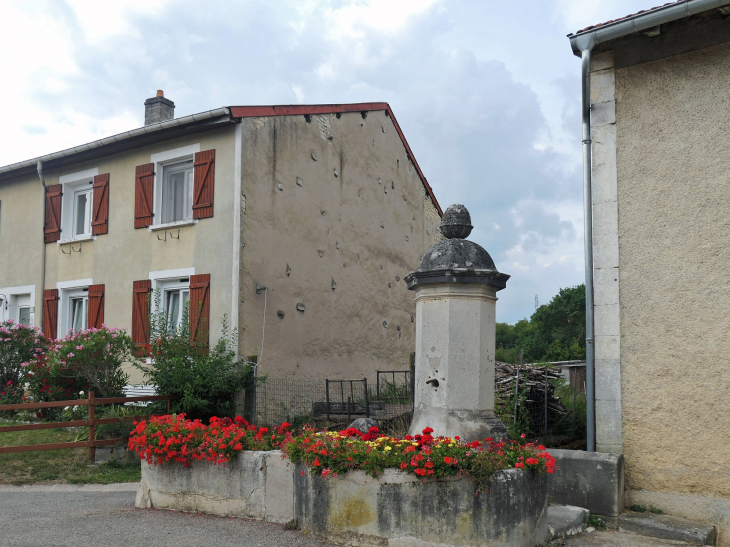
[0,96,442,384]
[569,1,730,541]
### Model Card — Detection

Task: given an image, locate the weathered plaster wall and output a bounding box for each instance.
[614,40,730,536]
[238,111,442,379]
[1,125,237,384]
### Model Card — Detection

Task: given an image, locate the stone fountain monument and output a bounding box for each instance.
[404,204,510,442]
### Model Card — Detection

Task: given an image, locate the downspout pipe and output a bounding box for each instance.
[37,160,46,334]
[580,48,596,452]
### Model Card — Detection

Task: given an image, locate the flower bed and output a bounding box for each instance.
[132,415,552,546]
[129,415,555,492]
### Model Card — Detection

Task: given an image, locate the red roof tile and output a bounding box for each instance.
[571,1,681,35]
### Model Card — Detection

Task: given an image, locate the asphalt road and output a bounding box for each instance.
[0,486,334,547]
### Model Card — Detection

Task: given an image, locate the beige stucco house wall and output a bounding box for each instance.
[237,112,442,380]
[0,102,442,387]
[0,124,238,385]
[585,13,730,542]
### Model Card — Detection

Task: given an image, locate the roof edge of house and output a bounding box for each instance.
[0,107,232,179]
[0,102,442,217]
[568,0,730,55]
[229,103,442,216]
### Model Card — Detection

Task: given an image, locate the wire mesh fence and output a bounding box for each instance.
[245,360,585,447]
[247,368,414,436]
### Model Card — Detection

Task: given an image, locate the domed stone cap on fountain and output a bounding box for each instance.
[404,204,510,290]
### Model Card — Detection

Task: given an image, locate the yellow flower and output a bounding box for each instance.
[384,446,392,451]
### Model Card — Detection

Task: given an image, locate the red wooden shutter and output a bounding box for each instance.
[91,174,110,235]
[87,284,105,329]
[134,163,154,229]
[193,150,215,219]
[44,185,62,243]
[189,274,210,347]
[132,280,152,356]
[43,289,59,340]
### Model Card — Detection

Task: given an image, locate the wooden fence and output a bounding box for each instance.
[0,391,173,461]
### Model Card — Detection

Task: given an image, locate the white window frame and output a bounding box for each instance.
[18,306,31,326]
[57,279,93,337]
[67,290,89,333]
[59,168,98,244]
[150,144,200,229]
[150,268,195,334]
[0,285,36,326]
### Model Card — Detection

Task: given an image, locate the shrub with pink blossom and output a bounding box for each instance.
[55,326,132,398]
[0,320,49,403]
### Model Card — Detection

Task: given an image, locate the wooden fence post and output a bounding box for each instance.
[88,391,95,462]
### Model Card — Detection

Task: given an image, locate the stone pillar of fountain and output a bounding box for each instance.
[404,204,510,442]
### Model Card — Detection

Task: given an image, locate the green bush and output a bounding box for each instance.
[135,292,255,421]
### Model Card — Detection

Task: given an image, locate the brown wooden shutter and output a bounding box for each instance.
[132,280,152,356]
[134,163,154,229]
[43,289,59,340]
[193,150,215,219]
[189,274,210,347]
[44,185,62,243]
[87,284,105,329]
[91,174,110,235]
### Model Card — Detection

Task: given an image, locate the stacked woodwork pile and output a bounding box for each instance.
[495,362,567,435]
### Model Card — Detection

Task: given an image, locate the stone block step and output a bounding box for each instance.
[548,505,590,539]
[605,512,716,546]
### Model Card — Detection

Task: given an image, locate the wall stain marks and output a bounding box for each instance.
[329,496,375,530]
[317,114,333,141]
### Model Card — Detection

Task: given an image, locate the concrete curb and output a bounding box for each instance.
[0,482,139,493]
[604,512,717,546]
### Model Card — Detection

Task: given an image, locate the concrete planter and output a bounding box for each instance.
[136,450,294,523]
[295,465,548,547]
[136,451,548,547]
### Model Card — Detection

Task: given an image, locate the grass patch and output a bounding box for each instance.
[0,424,140,486]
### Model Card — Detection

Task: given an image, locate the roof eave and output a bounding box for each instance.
[568,0,730,55]
[0,108,232,183]
[229,103,442,216]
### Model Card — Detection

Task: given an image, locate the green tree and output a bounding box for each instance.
[495,285,586,363]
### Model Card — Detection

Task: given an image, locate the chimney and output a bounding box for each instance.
[144,90,175,125]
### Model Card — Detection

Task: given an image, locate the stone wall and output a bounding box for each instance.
[136,452,548,547]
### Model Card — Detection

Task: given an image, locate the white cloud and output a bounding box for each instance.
[0,0,626,322]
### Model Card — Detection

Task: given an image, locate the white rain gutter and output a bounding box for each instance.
[0,107,232,177]
[568,0,730,452]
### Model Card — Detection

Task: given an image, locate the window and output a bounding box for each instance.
[0,290,34,326]
[161,160,193,224]
[73,187,93,238]
[69,294,88,332]
[59,168,98,241]
[163,285,190,333]
[18,307,31,326]
[57,282,92,335]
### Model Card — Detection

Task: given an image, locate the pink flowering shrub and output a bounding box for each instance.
[55,326,132,397]
[0,320,49,411]
[21,327,134,418]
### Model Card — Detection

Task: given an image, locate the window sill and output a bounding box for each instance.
[149,219,198,232]
[57,235,96,245]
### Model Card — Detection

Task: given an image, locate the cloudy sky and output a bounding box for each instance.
[0,0,652,323]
